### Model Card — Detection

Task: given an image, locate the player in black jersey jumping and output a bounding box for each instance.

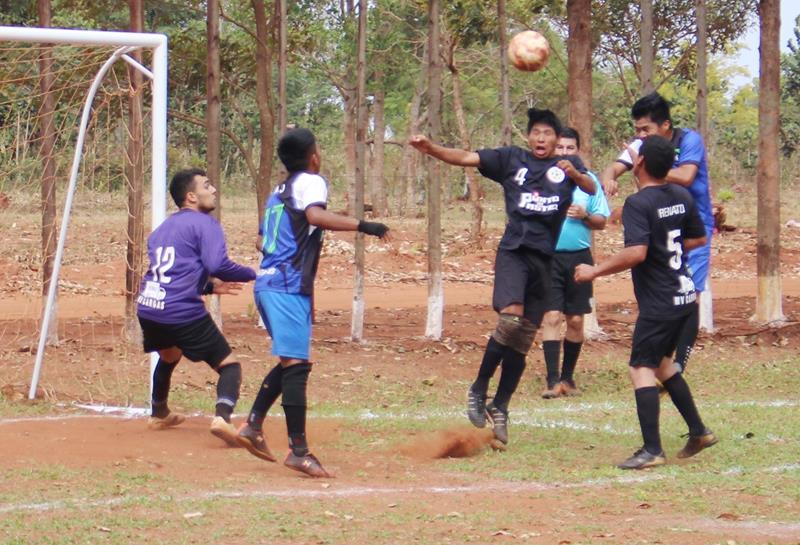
[410,108,596,446]
[575,136,718,469]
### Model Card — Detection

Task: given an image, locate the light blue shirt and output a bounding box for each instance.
[555,172,610,252]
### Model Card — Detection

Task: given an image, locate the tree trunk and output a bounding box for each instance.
[640,0,655,94]
[125,0,145,345]
[425,0,443,340]
[351,0,368,341]
[277,0,288,133]
[445,36,483,243]
[695,0,714,332]
[371,83,388,216]
[399,55,427,216]
[37,0,58,346]
[252,0,276,222]
[343,92,357,213]
[753,0,784,324]
[207,0,223,327]
[498,0,512,146]
[567,0,593,166]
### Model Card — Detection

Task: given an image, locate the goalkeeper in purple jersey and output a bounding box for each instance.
[137,168,256,446]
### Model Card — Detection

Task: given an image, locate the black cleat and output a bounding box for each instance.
[617,448,666,470]
[486,402,509,445]
[466,388,488,428]
[677,429,718,459]
[284,451,333,478]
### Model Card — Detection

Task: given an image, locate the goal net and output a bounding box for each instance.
[0,27,167,404]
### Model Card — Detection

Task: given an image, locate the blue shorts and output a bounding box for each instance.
[686,227,713,293]
[254,290,312,361]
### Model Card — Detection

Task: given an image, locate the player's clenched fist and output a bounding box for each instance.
[409,134,432,153]
[574,263,597,284]
[556,159,580,180]
[357,220,391,241]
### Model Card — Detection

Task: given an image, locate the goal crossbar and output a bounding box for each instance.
[0,26,169,400]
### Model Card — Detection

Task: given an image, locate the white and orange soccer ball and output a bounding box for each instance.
[507,30,550,72]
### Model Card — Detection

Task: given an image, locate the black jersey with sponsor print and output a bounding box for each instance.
[622,184,706,318]
[476,146,587,255]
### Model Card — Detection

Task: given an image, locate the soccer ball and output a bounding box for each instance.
[507,30,550,72]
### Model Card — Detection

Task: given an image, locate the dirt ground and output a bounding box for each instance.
[2,209,800,544]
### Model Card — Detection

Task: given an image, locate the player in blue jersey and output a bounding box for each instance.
[540,128,610,398]
[236,128,390,478]
[601,92,713,374]
[411,108,597,446]
[137,168,256,446]
[577,136,717,469]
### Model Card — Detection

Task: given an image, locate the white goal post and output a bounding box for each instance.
[0,26,168,400]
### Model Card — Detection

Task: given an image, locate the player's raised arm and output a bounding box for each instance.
[601,160,628,197]
[557,158,596,195]
[409,135,480,167]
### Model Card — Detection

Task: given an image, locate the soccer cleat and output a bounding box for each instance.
[559,379,581,397]
[284,451,333,478]
[617,448,666,470]
[486,402,509,445]
[209,416,240,447]
[541,381,562,399]
[676,429,719,459]
[236,423,277,462]
[147,412,185,430]
[466,388,488,428]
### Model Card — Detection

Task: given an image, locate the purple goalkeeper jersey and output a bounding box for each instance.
[137,208,256,324]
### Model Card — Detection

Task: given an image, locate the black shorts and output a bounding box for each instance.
[629,306,698,368]
[545,248,594,315]
[492,247,552,327]
[139,314,232,368]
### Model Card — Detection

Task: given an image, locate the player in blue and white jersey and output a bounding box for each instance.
[411,108,597,447]
[236,128,390,477]
[137,168,256,445]
[601,92,713,373]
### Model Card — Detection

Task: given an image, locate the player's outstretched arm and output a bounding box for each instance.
[574,245,647,283]
[557,159,596,195]
[305,205,391,241]
[409,135,480,167]
[665,164,699,187]
[201,222,257,282]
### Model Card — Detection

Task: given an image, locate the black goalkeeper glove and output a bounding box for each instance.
[357,220,390,238]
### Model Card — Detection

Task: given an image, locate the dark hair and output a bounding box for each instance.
[526,108,562,135]
[278,127,317,172]
[169,168,206,207]
[560,126,580,150]
[631,92,672,126]
[639,135,675,179]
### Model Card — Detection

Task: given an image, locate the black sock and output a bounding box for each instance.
[215,362,241,423]
[284,406,308,456]
[560,340,582,383]
[634,386,662,455]
[662,373,706,436]
[674,308,699,372]
[542,340,560,387]
[248,363,283,431]
[492,347,526,412]
[151,358,178,418]
[471,337,505,395]
[282,363,311,456]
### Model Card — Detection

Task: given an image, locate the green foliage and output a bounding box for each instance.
[781,15,800,157]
